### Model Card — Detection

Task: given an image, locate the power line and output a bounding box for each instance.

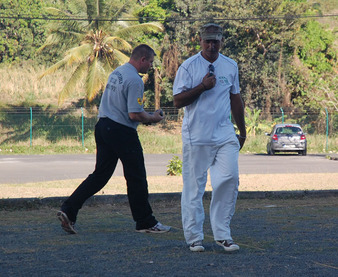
[0,13,337,23]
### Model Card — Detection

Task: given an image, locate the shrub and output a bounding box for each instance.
[166,155,182,176]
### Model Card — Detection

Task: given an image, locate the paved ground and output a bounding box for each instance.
[0,193,337,276]
[0,153,337,276]
[1,153,337,184]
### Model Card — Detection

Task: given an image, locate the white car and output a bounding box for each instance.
[265,124,307,155]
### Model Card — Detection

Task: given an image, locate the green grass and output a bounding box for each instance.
[1,123,337,155]
[0,102,336,155]
[0,122,183,155]
[137,124,182,154]
[0,103,336,155]
[0,62,84,106]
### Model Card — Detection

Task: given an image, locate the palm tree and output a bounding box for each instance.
[38,0,163,105]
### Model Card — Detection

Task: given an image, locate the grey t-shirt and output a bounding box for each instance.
[98,63,145,129]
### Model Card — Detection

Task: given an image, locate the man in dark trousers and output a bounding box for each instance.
[58,44,171,235]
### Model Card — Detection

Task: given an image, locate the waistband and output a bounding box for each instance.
[98,117,136,132]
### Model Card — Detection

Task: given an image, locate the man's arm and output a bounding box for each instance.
[230,93,246,150]
[129,110,163,124]
[173,73,215,109]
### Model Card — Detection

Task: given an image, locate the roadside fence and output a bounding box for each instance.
[0,106,336,149]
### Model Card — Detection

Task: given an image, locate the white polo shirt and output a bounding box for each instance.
[173,52,240,145]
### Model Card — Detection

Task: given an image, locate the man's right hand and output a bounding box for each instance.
[173,74,216,109]
[201,72,216,90]
[152,109,164,123]
[129,110,163,124]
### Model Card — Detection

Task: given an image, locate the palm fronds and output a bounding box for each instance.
[115,22,164,39]
[39,44,92,80]
[38,1,164,105]
[104,36,132,51]
[110,49,130,65]
[38,59,68,80]
[58,62,88,105]
[85,57,106,101]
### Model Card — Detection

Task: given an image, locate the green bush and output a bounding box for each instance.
[166,155,182,176]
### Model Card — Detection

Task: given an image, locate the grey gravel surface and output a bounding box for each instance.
[0,193,337,277]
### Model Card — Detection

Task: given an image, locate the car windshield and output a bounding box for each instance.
[275,126,302,135]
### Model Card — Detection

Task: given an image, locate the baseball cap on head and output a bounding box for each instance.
[200,23,223,41]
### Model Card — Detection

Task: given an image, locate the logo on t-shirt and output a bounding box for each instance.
[219,76,230,86]
[112,71,123,84]
[137,98,143,105]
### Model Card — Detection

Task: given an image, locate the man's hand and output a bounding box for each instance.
[201,72,216,90]
[129,110,164,125]
[152,109,164,123]
[173,73,216,109]
[236,134,246,150]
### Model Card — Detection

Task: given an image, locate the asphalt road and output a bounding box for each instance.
[0,153,337,184]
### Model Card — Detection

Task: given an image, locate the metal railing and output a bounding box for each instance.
[0,106,336,149]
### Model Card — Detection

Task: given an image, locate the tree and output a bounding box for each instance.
[38,0,164,105]
[139,0,337,116]
[152,0,307,111]
[136,0,175,109]
[297,20,335,73]
[0,0,46,63]
[289,20,337,116]
[137,0,174,23]
[211,1,311,113]
[141,0,212,108]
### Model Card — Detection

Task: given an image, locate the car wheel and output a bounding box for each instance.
[302,149,307,156]
[271,149,275,155]
[267,144,273,155]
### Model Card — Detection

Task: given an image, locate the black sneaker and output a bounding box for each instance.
[57,211,77,234]
[216,240,239,252]
[189,240,205,252]
[136,222,171,234]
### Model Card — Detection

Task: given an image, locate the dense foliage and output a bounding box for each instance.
[0,0,47,63]
[0,0,336,121]
[37,0,164,105]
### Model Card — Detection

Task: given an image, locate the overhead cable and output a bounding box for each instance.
[0,13,337,22]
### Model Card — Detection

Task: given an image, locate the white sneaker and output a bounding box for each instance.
[136,222,171,233]
[189,240,205,252]
[216,240,240,252]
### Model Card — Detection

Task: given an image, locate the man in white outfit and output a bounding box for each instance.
[173,23,246,252]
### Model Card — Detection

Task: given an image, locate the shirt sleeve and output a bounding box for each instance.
[173,65,192,96]
[230,66,240,94]
[127,78,145,113]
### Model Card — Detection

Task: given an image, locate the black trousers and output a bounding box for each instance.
[61,117,157,230]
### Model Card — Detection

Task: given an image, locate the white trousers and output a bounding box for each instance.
[181,139,239,245]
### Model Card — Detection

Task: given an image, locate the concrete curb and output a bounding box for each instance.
[1,190,337,210]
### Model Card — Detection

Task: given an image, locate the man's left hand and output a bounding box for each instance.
[236,135,246,150]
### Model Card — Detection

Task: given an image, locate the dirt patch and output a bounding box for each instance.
[1,173,337,199]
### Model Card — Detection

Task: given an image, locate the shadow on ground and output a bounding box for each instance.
[0,194,337,276]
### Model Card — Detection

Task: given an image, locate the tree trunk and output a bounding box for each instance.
[154,68,160,110]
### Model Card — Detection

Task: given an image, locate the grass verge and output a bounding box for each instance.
[1,173,337,199]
